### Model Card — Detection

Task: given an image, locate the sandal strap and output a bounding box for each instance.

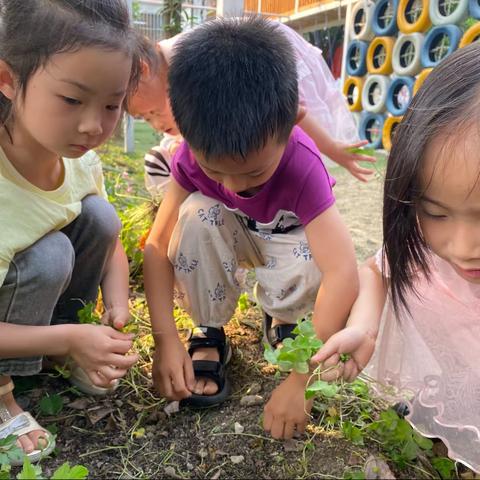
[188,326,229,364]
[0,381,14,397]
[190,360,225,390]
[264,313,297,348]
[0,412,47,440]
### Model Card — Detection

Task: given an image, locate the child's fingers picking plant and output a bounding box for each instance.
[69,324,139,384]
[311,326,376,382]
[101,305,131,331]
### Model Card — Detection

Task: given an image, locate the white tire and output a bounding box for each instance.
[392,33,424,76]
[429,0,469,25]
[350,0,375,41]
[361,74,390,113]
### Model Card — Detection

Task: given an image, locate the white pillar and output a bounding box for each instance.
[217,0,244,17]
[340,0,353,89]
[124,0,135,153]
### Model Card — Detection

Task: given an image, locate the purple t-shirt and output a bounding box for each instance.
[171,126,335,231]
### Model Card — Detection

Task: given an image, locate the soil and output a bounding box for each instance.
[12,165,425,479]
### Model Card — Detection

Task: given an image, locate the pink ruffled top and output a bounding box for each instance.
[367,251,480,471]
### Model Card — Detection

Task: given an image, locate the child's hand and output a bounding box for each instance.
[332,139,377,183]
[263,371,312,440]
[152,337,195,401]
[101,305,130,330]
[310,326,376,382]
[69,324,138,387]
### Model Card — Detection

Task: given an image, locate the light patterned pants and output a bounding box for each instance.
[168,192,321,327]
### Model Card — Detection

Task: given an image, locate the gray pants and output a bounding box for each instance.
[0,195,121,376]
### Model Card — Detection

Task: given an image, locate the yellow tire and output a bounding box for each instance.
[459,22,480,48]
[367,37,395,74]
[382,116,402,151]
[413,68,432,94]
[398,0,431,34]
[343,76,364,112]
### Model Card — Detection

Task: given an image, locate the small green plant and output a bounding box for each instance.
[0,435,24,467]
[263,318,322,374]
[77,302,101,325]
[18,457,88,480]
[39,394,64,416]
[347,147,377,156]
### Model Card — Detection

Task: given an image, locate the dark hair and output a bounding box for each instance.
[383,42,480,313]
[168,16,298,160]
[0,0,144,124]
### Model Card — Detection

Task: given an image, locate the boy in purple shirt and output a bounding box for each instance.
[144,17,359,439]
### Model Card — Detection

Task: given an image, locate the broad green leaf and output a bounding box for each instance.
[413,431,433,450]
[52,462,89,480]
[431,457,456,480]
[39,394,64,416]
[292,361,309,374]
[306,380,339,398]
[400,439,419,461]
[263,345,278,364]
[342,421,364,445]
[16,457,38,480]
[278,360,294,371]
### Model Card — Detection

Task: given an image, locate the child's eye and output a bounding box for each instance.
[62,96,81,105]
[106,105,120,111]
[424,211,447,219]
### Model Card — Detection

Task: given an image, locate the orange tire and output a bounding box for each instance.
[413,68,432,94]
[382,116,402,151]
[343,76,364,112]
[398,0,431,33]
[459,22,480,48]
[367,36,395,74]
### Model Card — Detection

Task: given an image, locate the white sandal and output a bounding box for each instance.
[69,364,119,397]
[0,381,55,466]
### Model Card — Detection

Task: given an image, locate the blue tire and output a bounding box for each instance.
[470,0,480,18]
[386,76,415,116]
[359,112,385,149]
[346,40,369,76]
[421,25,462,68]
[372,0,399,36]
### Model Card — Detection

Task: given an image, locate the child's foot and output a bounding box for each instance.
[0,378,50,456]
[191,347,220,395]
[182,326,232,407]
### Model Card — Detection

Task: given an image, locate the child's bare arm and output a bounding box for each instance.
[311,256,387,381]
[299,111,376,183]
[0,322,137,387]
[305,204,359,341]
[100,238,130,329]
[264,205,358,440]
[143,178,195,400]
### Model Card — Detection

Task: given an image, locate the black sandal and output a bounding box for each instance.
[181,326,232,408]
[263,312,297,348]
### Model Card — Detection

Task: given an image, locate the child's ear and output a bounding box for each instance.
[295,105,307,125]
[0,60,17,100]
[140,59,151,77]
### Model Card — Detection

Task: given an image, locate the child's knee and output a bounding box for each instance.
[81,195,121,244]
[178,192,226,236]
[26,232,75,290]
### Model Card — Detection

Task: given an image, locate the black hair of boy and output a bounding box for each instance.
[168,16,299,160]
[383,42,480,312]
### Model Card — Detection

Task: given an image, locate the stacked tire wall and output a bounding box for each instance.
[343,0,480,150]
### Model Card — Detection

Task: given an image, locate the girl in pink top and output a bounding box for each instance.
[313,43,480,472]
[129,20,376,197]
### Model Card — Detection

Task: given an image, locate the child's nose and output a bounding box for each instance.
[449,223,480,262]
[222,175,245,193]
[78,111,103,136]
